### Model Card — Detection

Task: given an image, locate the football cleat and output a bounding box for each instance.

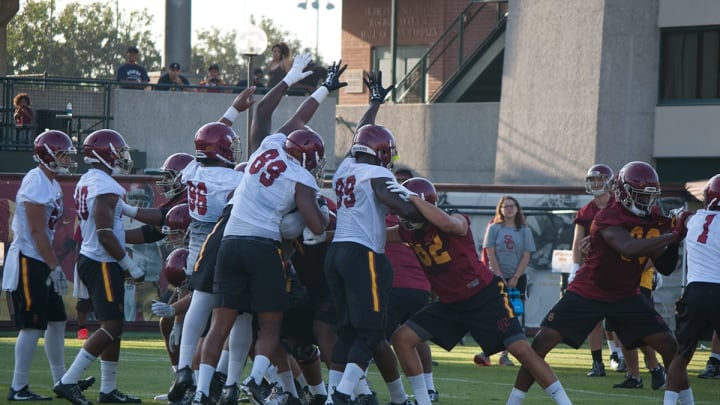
[191,391,212,405]
[218,383,239,405]
[77,328,89,340]
[168,366,195,402]
[428,389,440,402]
[331,390,354,405]
[355,391,379,405]
[473,352,491,366]
[98,389,141,403]
[610,352,627,372]
[7,385,52,401]
[613,374,643,389]
[498,353,515,366]
[586,361,606,377]
[209,371,227,403]
[650,366,666,390]
[241,378,266,405]
[698,362,720,379]
[53,382,92,405]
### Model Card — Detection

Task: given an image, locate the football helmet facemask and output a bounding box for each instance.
[83,129,133,175]
[585,163,613,196]
[156,153,194,199]
[162,203,191,250]
[33,130,77,175]
[194,122,241,166]
[616,161,661,217]
[351,124,398,168]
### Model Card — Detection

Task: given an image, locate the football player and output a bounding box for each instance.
[54,129,166,405]
[4,130,87,401]
[506,161,684,405]
[664,175,720,405]
[385,177,572,405]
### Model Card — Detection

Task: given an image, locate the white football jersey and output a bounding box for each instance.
[10,167,63,262]
[224,133,319,241]
[181,159,243,222]
[685,209,720,284]
[331,157,394,253]
[75,168,126,262]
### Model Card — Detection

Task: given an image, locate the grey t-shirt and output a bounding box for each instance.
[483,222,536,279]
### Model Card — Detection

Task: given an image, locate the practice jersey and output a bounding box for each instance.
[685,209,720,284]
[181,159,243,222]
[75,168,126,262]
[10,167,63,261]
[385,215,431,291]
[332,157,393,253]
[574,196,614,229]
[224,133,319,241]
[568,200,671,302]
[398,213,494,303]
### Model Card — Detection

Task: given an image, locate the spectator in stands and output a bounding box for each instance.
[116,46,150,90]
[156,63,190,92]
[13,93,34,145]
[199,63,228,93]
[235,68,265,89]
[267,42,292,88]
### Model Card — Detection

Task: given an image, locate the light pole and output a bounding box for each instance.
[297,0,335,57]
[237,25,268,159]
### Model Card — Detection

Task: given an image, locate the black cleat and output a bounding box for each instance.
[79,376,97,391]
[98,389,141,403]
[168,366,195,402]
[698,362,720,379]
[53,381,92,405]
[209,371,227,403]
[331,390,354,405]
[650,366,666,390]
[428,389,440,402]
[7,385,52,401]
[308,393,328,405]
[356,392,379,405]
[219,384,239,405]
[241,378,266,405]
[586,361,606,377]
[613,374,643,389]
[191,392,212,405]
[610,352,627,372]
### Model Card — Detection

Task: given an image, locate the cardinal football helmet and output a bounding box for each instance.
[156,153,194,199]
[351,124,398,168]
[616,161,661,217]
[703,174,720,210]
[284,128,326,185]
[33,130,77,175]
[399,177,437,230]
[83,129,133,175]
[585,164,613,196]
[194,122,241,166]
[162,203,191,250]
[163,248,189,287]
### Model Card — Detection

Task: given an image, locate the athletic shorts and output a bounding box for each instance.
[75,297,94,313]
[189,206,232,293]
[385,287,431,339]
[406,276,524,354]
[213,236,288,313]
[187,220,217,282]
[541,291,670,350]
[324,242,393,331]
[77,254,125,321]
[12,252,66,329]
[674,282,720,359]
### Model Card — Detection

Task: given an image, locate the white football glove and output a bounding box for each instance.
[282,53,313,86]
[169,323,182,353]
[118,255,145,283]
[303,227,327,246]
[46,266,68,295]
[151,300,176,318]
[385,180,417,202]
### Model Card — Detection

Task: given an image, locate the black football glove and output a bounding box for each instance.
[363,71,393,103]
[322,60,348,92]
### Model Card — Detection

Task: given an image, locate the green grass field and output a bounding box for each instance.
[0,332,717,404]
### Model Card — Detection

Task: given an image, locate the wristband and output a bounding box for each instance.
[118,255,143,279]
[223,106,240,123]
[121,201,139,218]
[118,255,134,271]
[310,86,329,104]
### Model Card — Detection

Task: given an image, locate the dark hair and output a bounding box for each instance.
[493,196,526,229]
[13,93,31,107]
[272,42,290,59]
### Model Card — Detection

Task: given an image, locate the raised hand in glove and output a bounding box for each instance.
[363,71,394,103]
[670,208,694,241]
[303,227,327,246]
[385,180,417,202]
[283,53,314,86]
[169,323,182,353]
[322,60,348,92]
[46,266,68,295]
[151,300,176,318]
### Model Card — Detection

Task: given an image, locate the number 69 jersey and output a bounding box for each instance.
[74,168,127,262]
[331,157,394,253]
[224,133,320,241]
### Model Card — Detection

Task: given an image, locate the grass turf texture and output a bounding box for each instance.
[0,332,717,404]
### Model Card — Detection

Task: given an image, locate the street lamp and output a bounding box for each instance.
[297,0,335,57]
[237,25,268,159]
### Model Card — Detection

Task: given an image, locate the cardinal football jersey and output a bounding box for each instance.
[224,133,319,241]
[332,157,393,253]
[181,159,243,222]
[75,168,126,262]
[11,167,63,261]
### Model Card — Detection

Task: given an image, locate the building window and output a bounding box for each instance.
[372,46,428,85]
[660,27,720,102]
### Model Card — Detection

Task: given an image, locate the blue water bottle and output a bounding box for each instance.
[508,288,524,315]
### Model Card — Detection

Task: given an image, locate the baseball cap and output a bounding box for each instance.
[126,45,139,54]
[169,62,181,70]
[208,63,220,71]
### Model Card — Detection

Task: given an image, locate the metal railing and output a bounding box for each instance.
[394,0,508,104]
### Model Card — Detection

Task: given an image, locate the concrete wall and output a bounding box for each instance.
[658,0,720,27]
[655,105,720,157]
[497,0,659,186]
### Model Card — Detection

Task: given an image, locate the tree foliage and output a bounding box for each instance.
[7,0,160,78]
